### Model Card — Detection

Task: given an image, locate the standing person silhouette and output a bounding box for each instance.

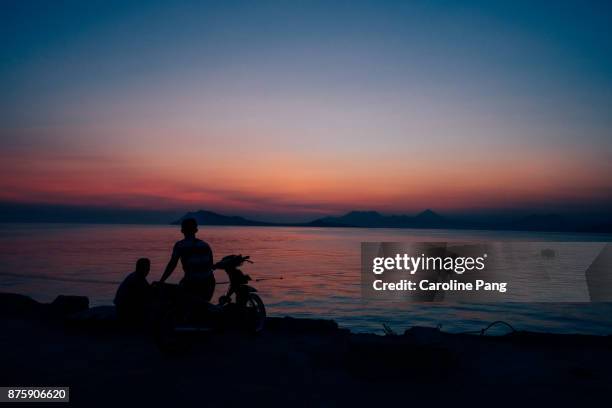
[160,218,215,301]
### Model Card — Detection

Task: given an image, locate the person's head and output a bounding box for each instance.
[181,218,198,237]
[135,258,150,277]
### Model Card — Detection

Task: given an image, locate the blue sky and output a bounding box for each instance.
[1,1,611,219]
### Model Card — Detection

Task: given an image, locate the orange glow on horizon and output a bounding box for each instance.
[1,142,610,217]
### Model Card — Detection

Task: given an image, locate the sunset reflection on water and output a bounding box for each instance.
[1,223,611,334]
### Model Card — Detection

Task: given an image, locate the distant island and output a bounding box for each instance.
[173,209,612,233]
[1,202,610,233]
[172,209,454,228]
[174,210,276,227]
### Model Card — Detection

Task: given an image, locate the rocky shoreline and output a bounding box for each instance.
[1,292,611,407]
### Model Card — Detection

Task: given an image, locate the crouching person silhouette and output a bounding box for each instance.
[159,218,215,302]
[114,257,152,324]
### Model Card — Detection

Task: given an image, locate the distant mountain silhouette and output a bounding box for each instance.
[309,211,385,227]
[173,209,457,229]
[0,202,179,224]
[172,209,612,232]
[1,201,610,232]
[172,210,274,226]
[412,209,449,227]
[307,209,453,228]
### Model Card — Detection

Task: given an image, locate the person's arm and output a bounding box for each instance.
[160,245,180,283]
[208,243,214,272]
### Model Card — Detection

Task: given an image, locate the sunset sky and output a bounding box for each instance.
[1,1,611,221]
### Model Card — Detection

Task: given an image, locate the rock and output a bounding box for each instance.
[347,332,455,378]
[265,316,341,334]
[403,326,444,345]
[50,295,89,316]
[65,306,119,330]
[0,292,43,317]
[70,306,117,321]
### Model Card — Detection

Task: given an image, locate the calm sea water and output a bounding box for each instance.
[1,223,611,334]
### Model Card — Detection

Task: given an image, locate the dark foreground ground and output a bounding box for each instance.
[1,293,612,407]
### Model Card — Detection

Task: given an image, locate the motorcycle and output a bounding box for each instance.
[151,254,266,353]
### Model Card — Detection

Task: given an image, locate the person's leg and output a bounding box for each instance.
[202,276,216,302]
